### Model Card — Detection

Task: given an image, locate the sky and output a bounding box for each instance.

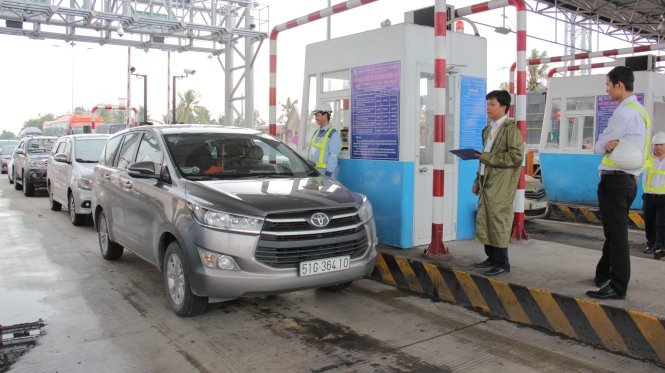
[0,0,651,135]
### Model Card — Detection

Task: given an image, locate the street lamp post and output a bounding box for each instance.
[172,69,196,124]
[130,67,148,124]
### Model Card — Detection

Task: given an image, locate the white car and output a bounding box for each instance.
[47,134,110,225]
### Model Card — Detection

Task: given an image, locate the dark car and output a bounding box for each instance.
[1,145,16,174]
[13,136,57,196]
[91,125,378,317]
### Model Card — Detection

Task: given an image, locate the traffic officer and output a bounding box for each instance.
[642,131,665,259]
[308,102,342,179]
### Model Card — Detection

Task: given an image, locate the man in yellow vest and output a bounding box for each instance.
[308,102,342,179]
[642,131,665,259]
[587,66,649,300]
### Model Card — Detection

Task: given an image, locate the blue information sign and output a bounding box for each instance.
[350,61,400,161]
[595,93,644,141]
[459,76,487,150]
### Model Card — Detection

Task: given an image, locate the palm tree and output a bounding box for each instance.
[175,90,201,123]
[527,48,549,92]
[277,97,299,125]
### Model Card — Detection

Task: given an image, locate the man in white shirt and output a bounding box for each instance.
[587,66,649,300]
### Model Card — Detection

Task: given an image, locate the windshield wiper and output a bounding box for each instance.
[75,159,98,163]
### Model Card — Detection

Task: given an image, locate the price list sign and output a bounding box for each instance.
[351,61,400,161]
[595,93,644,141]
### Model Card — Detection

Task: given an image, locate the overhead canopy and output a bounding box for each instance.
[533,0,665,44]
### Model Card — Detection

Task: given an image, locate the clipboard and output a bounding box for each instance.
[449,148,481,160]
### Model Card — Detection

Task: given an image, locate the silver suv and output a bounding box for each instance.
[47,134,110,225]
[91,125,377,317]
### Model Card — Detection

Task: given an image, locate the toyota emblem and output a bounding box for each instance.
[309,212,330,228]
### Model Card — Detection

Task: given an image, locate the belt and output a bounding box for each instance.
[600,170,631,176]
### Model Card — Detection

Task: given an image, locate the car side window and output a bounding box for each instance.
[116,133,142,171]
[135,134,163,165]
[52,140,64,155]
[102,136,123,166]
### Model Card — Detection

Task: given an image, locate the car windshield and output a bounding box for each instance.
[74,138,108,163]
[164,132,317,180]
[26,138,56,154]
[1,146,16,155]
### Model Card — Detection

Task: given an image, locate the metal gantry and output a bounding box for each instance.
[0,0,268,126]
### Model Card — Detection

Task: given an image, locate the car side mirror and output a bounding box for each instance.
[53,153,69,163]
[14,148,25,155]
[128,161,159,179]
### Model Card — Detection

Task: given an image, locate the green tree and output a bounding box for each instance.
[527,48,549,92]
[277,97,299,126]
[23,114,56,132]
[175,90,201,123]
[0,130,17,139]
[193,106,213,124]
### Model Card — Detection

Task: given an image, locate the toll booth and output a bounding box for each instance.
[538,67,665,209]
[299,13,488,249]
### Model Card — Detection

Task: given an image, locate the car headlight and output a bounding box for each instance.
[77,177,93,190]
[188,202,264,234]
[357,196,374,223]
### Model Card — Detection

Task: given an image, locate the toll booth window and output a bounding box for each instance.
[321,70,350,93]
[546,98,561,149]
[564,97,595,150]
[419,72,434,165]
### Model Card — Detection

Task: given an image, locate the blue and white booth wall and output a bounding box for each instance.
[540,153,643,209]
[456,76,487,240]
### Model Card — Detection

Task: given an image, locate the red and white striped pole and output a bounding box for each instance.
[268,0,379,137]
[424,0,450,258]
[508,42,665,116]
[547,55,664,78]
[456,0,528,240]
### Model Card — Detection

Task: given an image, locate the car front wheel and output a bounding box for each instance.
[97,211,123,260]
[13,169,21,190]
[164,241,207,317]
[69,193,86,226]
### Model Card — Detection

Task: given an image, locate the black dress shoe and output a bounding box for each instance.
[485,266,506,276]
[654,249,665,260]
[586,284,625,300]
[474,258,495,268]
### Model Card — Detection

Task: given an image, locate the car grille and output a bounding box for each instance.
[525,189,546,200]
[256,207,369,269]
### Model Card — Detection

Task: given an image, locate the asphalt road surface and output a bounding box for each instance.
[0,180,661,372]
[525,219,653,259]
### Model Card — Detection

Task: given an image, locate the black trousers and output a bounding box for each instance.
[484,245,510,271]
[596,174,637,295]
[642,193,665,250]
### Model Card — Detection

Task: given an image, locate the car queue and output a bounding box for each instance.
[7,124,379,317]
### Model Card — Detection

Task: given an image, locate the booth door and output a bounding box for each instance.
[413,68,456,246]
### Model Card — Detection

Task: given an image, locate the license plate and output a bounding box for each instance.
[299,255,350,277]
[530,201,548,209]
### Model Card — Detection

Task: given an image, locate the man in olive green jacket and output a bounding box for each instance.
[471,90,524,276]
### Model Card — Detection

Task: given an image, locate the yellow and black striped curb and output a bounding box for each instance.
[547,202,645,230]
[370,251,665,365]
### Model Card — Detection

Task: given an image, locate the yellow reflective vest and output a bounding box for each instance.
[601,101,651,170]
[643,154,665,193]
[309,127,335,169]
